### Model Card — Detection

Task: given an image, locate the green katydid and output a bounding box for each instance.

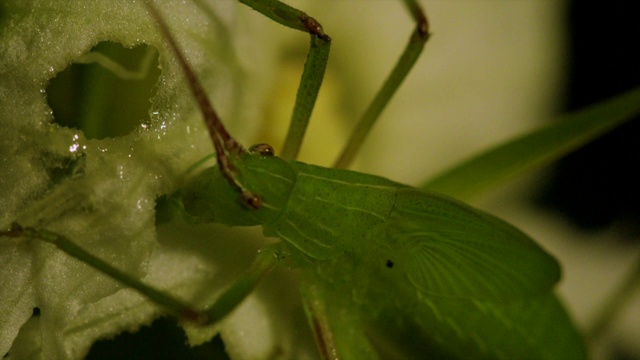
[0,0,593,359]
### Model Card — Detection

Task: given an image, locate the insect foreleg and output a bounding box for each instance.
[334,0,430,169]
[237,0,331,161]
[146,0,261,209]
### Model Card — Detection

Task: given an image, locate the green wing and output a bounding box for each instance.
[309,289,586,359]
[305,188,575,358]
[378,188,561,300]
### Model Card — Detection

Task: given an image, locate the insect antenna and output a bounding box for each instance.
[145,0,262,208]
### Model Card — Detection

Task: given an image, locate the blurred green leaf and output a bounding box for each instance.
[423,87,640,202]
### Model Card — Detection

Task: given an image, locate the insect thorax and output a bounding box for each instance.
[180,152,296,226]
[262,162,403,260]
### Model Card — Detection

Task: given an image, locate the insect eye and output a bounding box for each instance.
[249,143,275,157]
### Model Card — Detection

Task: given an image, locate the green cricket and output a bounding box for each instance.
[1,0,597,359]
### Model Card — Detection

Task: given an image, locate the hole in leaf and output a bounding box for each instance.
[47,41,160,140]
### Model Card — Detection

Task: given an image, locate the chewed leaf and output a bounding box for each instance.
[387,189,560,299]
[0,0,272,358]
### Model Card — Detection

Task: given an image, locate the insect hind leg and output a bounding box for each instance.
[1,223,282,326]
[334,0,430,169]
[1,224,208,324]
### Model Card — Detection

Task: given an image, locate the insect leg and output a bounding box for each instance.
[145,0,257,207]
[2,224,281,327]
[334,0,430,169]
[301,284,340,360]
[1,224,209,324]
[199,244,279,324]
[301,282,387,359]
[237,0,331,161]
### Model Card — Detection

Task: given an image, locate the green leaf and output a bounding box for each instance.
[422,87,640,202]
